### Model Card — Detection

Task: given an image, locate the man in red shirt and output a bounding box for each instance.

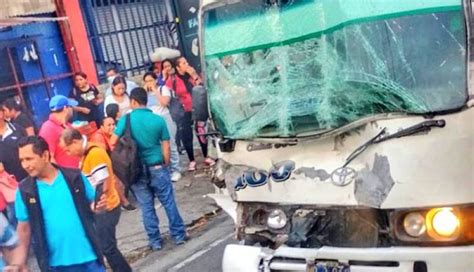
[38,95,80,168]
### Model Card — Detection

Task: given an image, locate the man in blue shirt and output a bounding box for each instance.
[15,136,107,271]
[111,87,186,250]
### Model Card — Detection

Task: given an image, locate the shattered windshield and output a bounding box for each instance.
[203,0,467,138]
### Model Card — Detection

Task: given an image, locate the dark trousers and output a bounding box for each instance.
[179,112,208,162]
[176,118,183,150]
[95,206,132,272]
[180,112,195,161]
[194,121,208,158]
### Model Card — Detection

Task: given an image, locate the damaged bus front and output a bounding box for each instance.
[199,0,474,271]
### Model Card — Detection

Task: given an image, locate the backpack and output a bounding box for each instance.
[164,78,185,123]
[110,114,141,188]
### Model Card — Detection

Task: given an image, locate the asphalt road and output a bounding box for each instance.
[133,212,237,272]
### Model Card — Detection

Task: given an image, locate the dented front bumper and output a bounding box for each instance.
[222,244,474,272]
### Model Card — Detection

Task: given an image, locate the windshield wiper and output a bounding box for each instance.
[343,128,387,167]
[374,119,445,143]
[343,119,446,167]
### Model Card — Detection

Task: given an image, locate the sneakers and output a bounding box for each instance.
[176,236,188,245]
[150,244,162,251]
[188,161,196,171]
[204,157,216,166]
[188,159,215,171]
[171,171,182,182]
[176,239,186,246]
[121,204,137,211]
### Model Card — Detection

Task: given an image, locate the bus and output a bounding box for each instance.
[198,0,474,271]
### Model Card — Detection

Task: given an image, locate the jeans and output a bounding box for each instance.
[5,203,17,228]
[49,260,104,272]
[95,206,131,272]
[162,113,181,172]
[132,166,186,248]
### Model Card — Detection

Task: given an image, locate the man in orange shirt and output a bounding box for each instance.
[59,128,131,272]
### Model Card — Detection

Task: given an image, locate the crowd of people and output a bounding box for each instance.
[0,53,215,271]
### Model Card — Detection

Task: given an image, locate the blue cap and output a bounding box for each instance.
[49,95,78,112]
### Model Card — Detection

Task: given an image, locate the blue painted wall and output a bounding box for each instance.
[0,17,73,127]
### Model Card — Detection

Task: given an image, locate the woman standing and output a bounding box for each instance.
[143,72,182,182]
[160,59,186,154]
[70,72,103,126]
[104,76,131,116]
[166,57,215,171]
[157,59,173,87]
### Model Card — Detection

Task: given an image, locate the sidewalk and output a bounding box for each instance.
[115,157,219,264]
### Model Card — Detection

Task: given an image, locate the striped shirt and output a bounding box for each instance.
[81,144,120,211]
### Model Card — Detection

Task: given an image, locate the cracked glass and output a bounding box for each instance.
[203,0,467,138]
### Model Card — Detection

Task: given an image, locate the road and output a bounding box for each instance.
[132,212,237,272]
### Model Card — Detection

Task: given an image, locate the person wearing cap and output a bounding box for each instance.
[38,95,80,168]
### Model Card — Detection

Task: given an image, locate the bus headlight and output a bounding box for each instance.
[426,208,460,238]
[393,205,473,244]
[267,209,287,229]
[403,212,426,237]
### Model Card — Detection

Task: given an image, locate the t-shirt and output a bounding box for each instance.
[114,108,170,165]
[81,145,120,211]
[178,73,194,94]
[90,130,112,152]
[157,74,166,87]
[69,85,100,123]
[166,75,193,112]
[104,95,130,116]
[15,171,97,266]
[0,213,18,270]
[12,112,34,131]
[0,122,28,181]
[38,116,80,168]
[147,86,170,116]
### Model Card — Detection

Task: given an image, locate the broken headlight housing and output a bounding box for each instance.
[267,209,288,229]
[392,205,474,244]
